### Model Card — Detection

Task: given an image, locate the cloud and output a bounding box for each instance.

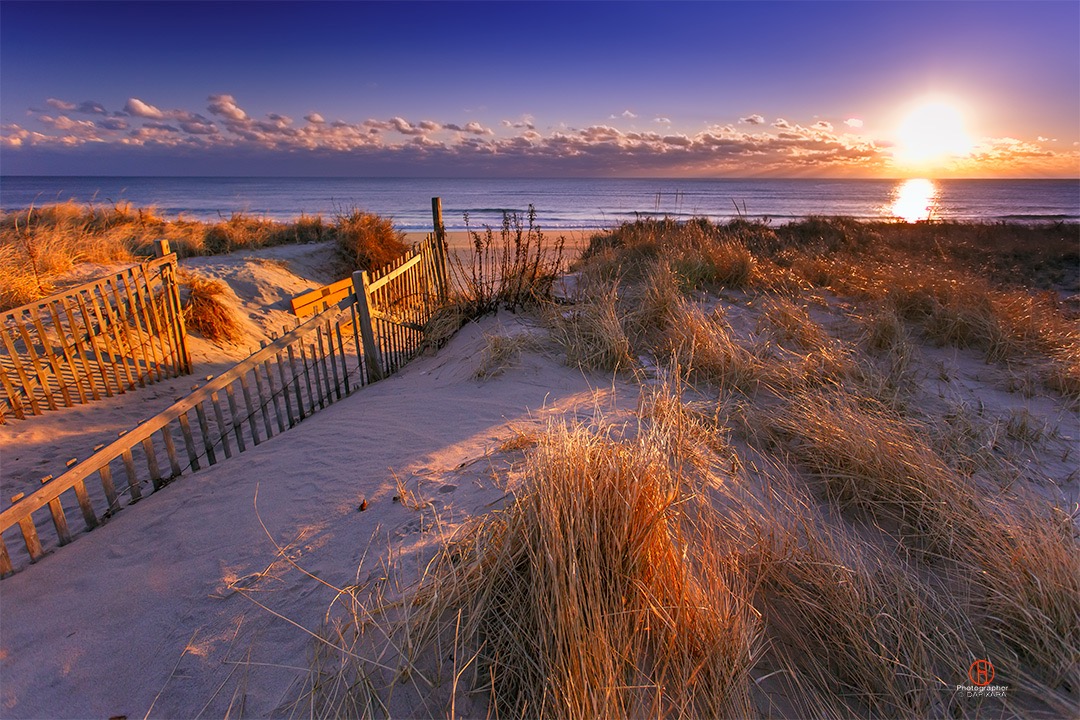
[125,98,166,120]
[444,121,493,135]
[8,94,1076,178]
[207,94,248,121]
[501,115,535,130]
[46,98,76,112]
[844,118,864,129]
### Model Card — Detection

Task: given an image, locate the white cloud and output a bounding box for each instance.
[125,98,166,120]
[844,118,863,129]
[17,96,1072,177]
[207,94,248,121]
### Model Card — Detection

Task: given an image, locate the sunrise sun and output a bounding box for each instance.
[893,97,974,171]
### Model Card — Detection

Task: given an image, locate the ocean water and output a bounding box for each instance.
[1,176,1077,232]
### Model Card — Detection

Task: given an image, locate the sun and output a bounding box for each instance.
[892,97,974,172]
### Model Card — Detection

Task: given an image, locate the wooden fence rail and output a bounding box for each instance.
[0,246,190,422]
[0,232,448,578]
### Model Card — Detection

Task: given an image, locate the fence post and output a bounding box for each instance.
[352,271,384,382]
[430,197,449,302]
[154,239,171,258]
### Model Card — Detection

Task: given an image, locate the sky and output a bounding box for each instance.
[1,0,1078,179]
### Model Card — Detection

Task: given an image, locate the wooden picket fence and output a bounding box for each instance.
[0,244,190,422]
[0,232,449,578]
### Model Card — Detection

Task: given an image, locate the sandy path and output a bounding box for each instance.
[0,314,637,718]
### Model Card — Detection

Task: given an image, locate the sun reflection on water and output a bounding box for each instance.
[890,178,938,222]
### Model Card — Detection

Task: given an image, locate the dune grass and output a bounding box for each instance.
[0,201,404,311]
[279,215,1077,717]
[179,273,244,345]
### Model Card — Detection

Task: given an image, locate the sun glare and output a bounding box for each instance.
[893,98,973,171]
[889,178,938,222]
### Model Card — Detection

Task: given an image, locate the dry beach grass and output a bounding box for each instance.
[286,216,1078,718]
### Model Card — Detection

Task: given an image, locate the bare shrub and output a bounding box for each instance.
[449,206,565,316]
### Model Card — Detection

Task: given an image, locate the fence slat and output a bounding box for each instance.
[106,278,141,389]
[127,271,162,383]
[309,341,326,410]
[72,479,99,530]
[121,448,142,501]
[324,321,342,400]
[17,515,44,561]
[99,465,119,513]
[336,324,350,396]
[0,537,12,577]
[75,292,119,397]
[45,302,88,405]
[141,437,163,489]
[239,374,261,446]
[85,285,127,393]
[14,319,59,411]
[210,392,233,459]
[118,273,152,387]
[286,344,305,420]
[263,357,286,434]
[0,358,26,419]
[252,357,275,439]
[139,263,171,380]
[195,402,218,466]
[28,307,73,407]
[45,493,72,546]
[178,412,201,471]
[275,348,296,427]
[298,343,316,416]
[160,424,183,478]
[226,383,247,453]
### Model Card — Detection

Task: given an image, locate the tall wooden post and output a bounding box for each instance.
[430,197,449,301]
[352,271,383,382]
[154,239,171,258]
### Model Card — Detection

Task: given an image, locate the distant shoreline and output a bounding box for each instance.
[3,176,1078,229]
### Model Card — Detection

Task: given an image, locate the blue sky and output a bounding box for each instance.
[1,1,1077,177]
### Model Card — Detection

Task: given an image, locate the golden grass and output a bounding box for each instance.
[180,274,244,344]
[0,202,404,311]
[332,209,408,273]
[281,216,1078,717]
[550,282,634,372]
[770,387,1080,686]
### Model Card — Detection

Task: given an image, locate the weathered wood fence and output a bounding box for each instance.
[0,230,449,578]
[0,243,190,422]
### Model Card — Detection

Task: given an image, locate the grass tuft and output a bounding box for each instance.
[180,274,244,344]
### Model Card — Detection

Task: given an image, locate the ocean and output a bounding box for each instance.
[1,176,1077,232]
